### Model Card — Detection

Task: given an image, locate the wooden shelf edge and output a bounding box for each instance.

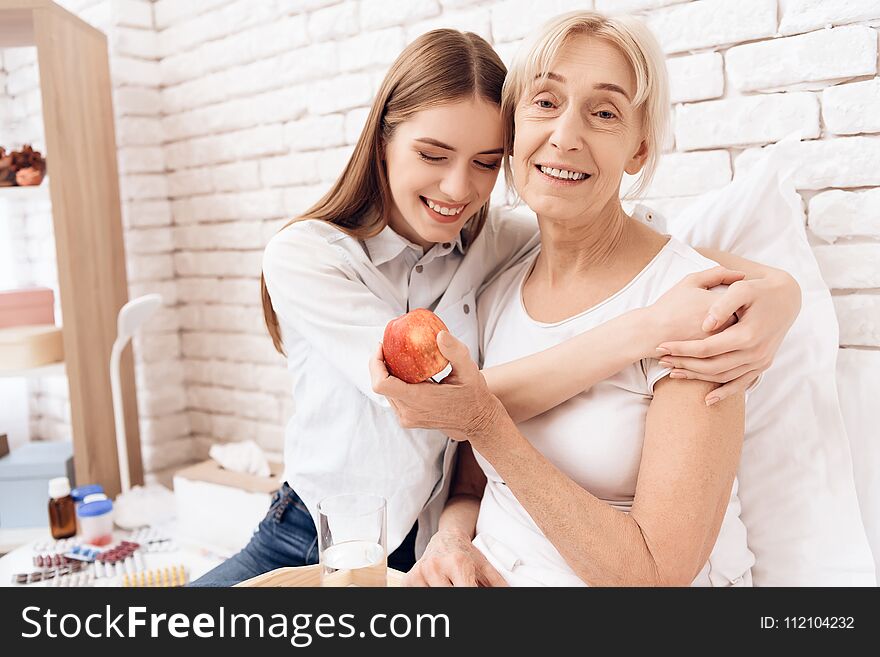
[0,183,50,202]
[0,360,65,378]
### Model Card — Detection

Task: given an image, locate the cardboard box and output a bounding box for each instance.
[0,287,54,328]
[0,325,64,370]
[173,459,283,555]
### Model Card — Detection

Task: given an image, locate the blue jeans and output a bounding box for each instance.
[189,483,417,587]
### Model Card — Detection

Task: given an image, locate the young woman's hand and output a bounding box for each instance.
[369,333,506,442]
[655,270,801,405]
[403,529,508,587]
[648,266,746,345]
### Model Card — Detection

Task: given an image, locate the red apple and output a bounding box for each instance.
[382,308,450,383]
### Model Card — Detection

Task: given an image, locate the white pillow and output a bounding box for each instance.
[836,349,880,578]
[653,136,876,586]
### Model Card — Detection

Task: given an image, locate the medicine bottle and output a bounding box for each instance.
[48,476,76,539]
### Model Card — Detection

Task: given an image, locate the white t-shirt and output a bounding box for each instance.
[473,237,756,586]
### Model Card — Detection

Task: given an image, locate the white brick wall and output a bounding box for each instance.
[809,189,880,242]
[779,0,880,36]
[2,0,878,486]
[725,25,877,92]
[666,52,724,104]
[735,136,880,190]
[814,245,880,289]
[823,78,880,135]
[644,150,732,197]
[675,93,820,150]
[99,6,166,438]
[646,0,777,54]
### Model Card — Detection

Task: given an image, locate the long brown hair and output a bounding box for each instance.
[261,29,507,355]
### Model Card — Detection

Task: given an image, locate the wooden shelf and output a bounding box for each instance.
[0,0,143,498]
[0,360,64,378]
[0,183,49,202]
[0,0,105,48]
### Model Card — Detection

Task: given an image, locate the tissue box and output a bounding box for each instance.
[173,459,283,555]
[0,287,55,328]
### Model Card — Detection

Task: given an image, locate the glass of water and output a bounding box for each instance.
[317,493,387,587]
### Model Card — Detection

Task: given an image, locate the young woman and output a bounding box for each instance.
[190,28,799,587]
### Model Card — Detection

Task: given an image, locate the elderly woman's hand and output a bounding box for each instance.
[369,332,506,442]
[403,529,508,587]
[656,269,801,405]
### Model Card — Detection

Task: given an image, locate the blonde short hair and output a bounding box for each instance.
[501,10,670,200]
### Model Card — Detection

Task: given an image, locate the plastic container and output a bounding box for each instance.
[47,476,76,539]
[76,496,114,546]
[71,484,104,505]
[69,485,104,536]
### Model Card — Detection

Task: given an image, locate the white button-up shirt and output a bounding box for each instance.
[261,209,539,555]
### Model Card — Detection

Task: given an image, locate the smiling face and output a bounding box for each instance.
[383,98,504,249]
[511,35,649,225]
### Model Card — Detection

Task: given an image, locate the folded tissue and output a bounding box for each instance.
[114,483,177,529]
[209,440,270,478]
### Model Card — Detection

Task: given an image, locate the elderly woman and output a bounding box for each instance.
[371,11,761,586]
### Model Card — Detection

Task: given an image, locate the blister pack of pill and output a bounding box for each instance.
[127,527,176,552]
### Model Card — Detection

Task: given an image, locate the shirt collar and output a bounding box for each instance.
[363,224,467,266]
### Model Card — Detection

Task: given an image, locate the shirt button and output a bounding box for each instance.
[646,213,653,222]
[415,265,423,273]
[463,304,470,314]
[442,242,451,249]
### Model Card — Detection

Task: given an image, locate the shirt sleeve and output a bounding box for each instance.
[261,221,395,407]
[642,357,673,395]
[643,358,763,397]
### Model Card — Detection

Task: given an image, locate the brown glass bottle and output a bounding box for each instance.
[48,476,76,539]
